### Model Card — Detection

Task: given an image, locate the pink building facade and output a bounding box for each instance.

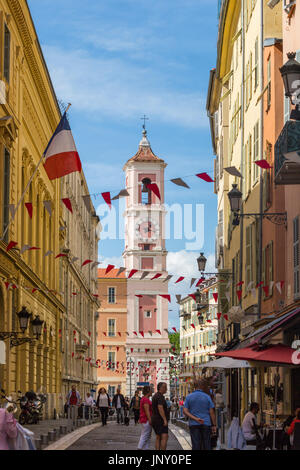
[123,129,170,397]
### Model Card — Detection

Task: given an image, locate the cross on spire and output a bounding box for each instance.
[141,114,149,130]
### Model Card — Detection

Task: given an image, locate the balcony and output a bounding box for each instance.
[275,120,300,185]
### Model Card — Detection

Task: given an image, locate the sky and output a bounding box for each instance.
[28,0,219,327]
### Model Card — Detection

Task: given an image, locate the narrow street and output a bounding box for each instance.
[65,422,183,451]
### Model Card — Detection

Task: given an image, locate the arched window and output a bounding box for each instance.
[141,178,151,205]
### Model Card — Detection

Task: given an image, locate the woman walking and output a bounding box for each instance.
[138,386,152,450]
[130,391,141,425]
[0,407,18,450]
[96,387,111,426]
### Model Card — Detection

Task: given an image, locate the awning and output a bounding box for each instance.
[198,357,251,368]
[215,343,300,365]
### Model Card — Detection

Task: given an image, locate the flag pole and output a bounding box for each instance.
[0,103,72,242]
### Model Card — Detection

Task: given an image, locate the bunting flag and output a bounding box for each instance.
[82,195,91,212]
[151,273,162,280]
[224,166,243,178]
[111,189,130,200]
[131,348,133,353]
[256,281,264,288]
[196,277,205,287]
[175,276,184,284]
[225,291,231,302]
[140,271,150,280]
[4,282,10,290]
[62,198,73,213]
[155,329,161,335]
[81,259,93,267]
[71,256,79,264]
[224,314,229,321]
[237,289,242,301]
[133,331,138,336]
[213,293,218,303]
[190,278,196,288]
[276,280,285,294]
[247,281,254,292]
[189,294,197,302]
[55,253,67,259]
[255,159,272,169]
[116,267,126,277]
[148,331,152,336]
[6,241,18,252]
[263,285,269,297]
[43,110,82,180]
[135,294,143,298]
[251,288,256,299]
[128,269,138,279]
[170,178,190,188]
[105,264,115,275]
[172,327,177,332]
[163,275,173,283]
[25,202,33,219]
[160,294,171,302]
[139,331,144,337]
[102,192,112,209]
[217,313,222,320]
[20,245,31,254]
[147,183,161,200]
[196,173,214,182]
[91,261,101,269]
[175,294,182,304]
[191,323,195,329]
[269,281,274,292]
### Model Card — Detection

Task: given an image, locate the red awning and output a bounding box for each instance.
[214,343,299,365]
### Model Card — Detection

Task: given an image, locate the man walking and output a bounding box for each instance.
[151,382,169,450]
[112,388,126,424]
[130,391,141,425]
[183,378,216,450]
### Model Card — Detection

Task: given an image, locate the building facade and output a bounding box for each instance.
[60,172,100,401]
[123,129,170,397]
[0,0,64,414]
[179,278,218,397]
[97,268,127,398]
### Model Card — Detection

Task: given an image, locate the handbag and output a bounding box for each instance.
[109,408,115,416]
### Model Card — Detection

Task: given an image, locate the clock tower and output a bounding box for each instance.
[123,128,170,396]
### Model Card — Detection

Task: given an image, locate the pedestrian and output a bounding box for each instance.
[112,388,126,424]
[151,382,169,450]
[183,378,216,450]
[83,392,95,419]
[0,407,18,450]
[215,388,225,430]
[66,385,81,425]
[179,397,185,418]
[138,385,153,450]
[287,408,300,450]
[130,391,141,425]
[96,387,111,426]
[242,402,264,449]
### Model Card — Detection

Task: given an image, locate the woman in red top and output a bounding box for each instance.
[287,408,300,439]
[138,385,152,450]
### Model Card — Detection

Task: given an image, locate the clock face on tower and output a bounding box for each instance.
[135,218,159,241]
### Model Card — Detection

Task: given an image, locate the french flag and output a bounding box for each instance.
[43,112,82,180]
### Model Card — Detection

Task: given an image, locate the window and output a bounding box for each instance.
[108,385,116,397]
[294,217,300,297]
[142,244,151,251]
[141,257,153,270]
[108,352,116,370]
[253,122,260,182]
[108,287,115,304]
[267,56,271,111]
[144,311,152,318]
[262,242,273,298]
[246,53,253,107]
[108,319,116,337]
[254,37,259,90]
[245,224,253,286]
[4,24,10,83]
[2,147,10,242]
[141,178,151,205]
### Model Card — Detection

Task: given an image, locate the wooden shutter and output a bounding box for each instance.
[269,241,273,296]
[4,24,10,82]
[262,247,266,288]
[245,225,252,286]
[294,217,300,297]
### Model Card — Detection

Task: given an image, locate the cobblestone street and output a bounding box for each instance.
[66,421,183,451]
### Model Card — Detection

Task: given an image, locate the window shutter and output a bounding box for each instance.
[294,217,300,297]
[255,219,260,284]
[4,25,10,83]
[262,247,266,289]
[245,225,251,286]
[269,241,273,296]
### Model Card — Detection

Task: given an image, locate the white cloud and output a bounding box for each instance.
[98,255,123,267]
[167,250,215,279]
[42,45,207,129]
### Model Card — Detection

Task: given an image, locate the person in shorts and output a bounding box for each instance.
[151,382,169,450]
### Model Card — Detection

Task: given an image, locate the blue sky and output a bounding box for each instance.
[28,0,219,327]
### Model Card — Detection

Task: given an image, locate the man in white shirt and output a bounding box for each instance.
[242,402,260,442]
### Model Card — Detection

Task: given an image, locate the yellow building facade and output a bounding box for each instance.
[0,0,64,415]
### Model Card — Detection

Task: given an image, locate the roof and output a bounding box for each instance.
[97,268,126,279]
[124,129,165,166]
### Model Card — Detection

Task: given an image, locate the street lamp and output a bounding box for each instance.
[197,253,207,272]
[16,307,32,333]
[31,316,44,339]
[280,52,300,121]
[227,184,287,226]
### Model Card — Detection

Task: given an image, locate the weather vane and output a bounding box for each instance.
[141,114,149,130]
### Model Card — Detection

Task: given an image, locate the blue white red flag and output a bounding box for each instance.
[43,112,82,180]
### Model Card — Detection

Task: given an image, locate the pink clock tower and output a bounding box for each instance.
[123,128,170,396]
